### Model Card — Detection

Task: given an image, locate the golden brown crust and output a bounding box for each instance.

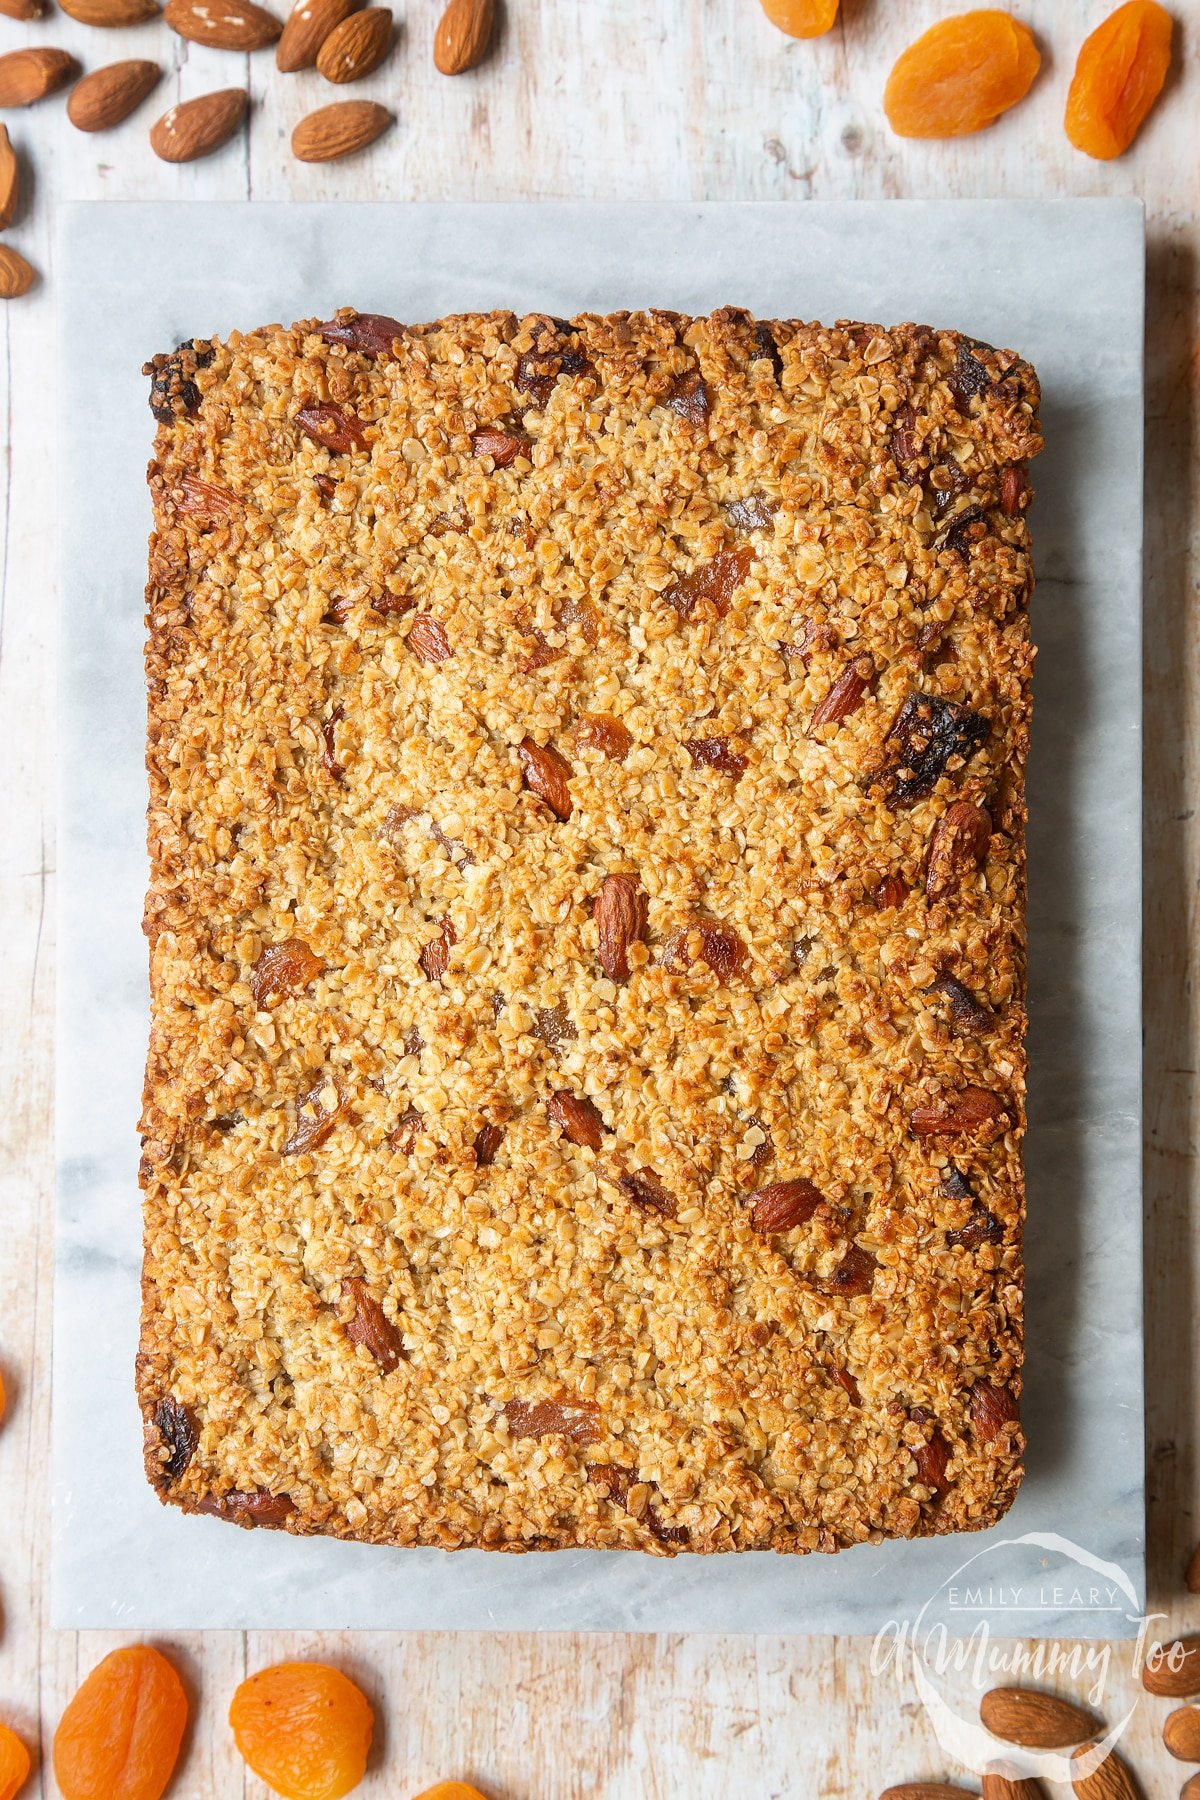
[138,306,1040,1555]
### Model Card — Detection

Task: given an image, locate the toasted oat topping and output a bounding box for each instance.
[138,306,1038,1554]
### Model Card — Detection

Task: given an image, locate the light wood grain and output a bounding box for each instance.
[0,1,1197,1794]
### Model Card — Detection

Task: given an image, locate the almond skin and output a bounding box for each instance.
[1069,1744,1140,1800]
[150,88,247,162]
[0,125,17,230]
[434,0,492,73]
[60,0,159,22]
[0,245,36,299]
[0,48,79,107]
[291,98,391,160]
[276,0,358,69]
[67,60,162,131]
[315,5,391,80]
[1143,1635,1200,1697]
[164,0,281,48]
[980,1688,1100,1750]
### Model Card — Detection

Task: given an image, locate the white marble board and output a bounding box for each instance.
[54,199,1145,1635]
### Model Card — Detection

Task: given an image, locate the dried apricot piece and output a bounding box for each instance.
[53,1646,187,1800]
[412,1786,492,1800]
[884,10,1040,138]
[1064,1,1173,160]
[758,0,838,37]
[229,1662,373,1800]
[0,1724,31,1800]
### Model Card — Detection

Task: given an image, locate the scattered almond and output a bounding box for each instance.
[150,88,248,161]
[547,1091,605,1150]
[878,1787,976,1800]
[909,1086,1008,1138]
[518,736,573,820]
[341,1277,403,1372]
[1187,1542,1200,1594]
[67,60,162,131]
[926,799,992,899]
[434,0,493,73]
[164,0,281,48]
[276,0,358,67]
[980,1687,1100,1750]
[1144,1637,1200,1698]
[0,125,17,230]
[1165,1706,1200,1762]
[0,48,80,108]
[0,0,46,18]
[316,5,391,80]
[291,97,391,160]
[60,0,159,22]
[0,244,36,298]
[982,1769,1046,1800]
[594,873,647,982]
[1069,1744,1140,1800]
[1183,1776,1200,1800]
[970,1380,1020,1442]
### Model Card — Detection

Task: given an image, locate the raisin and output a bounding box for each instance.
[940,1164,973,1201]
[949,339,996,408]
[933,503,990,558]
[1064,1,1173,161]
[824,1244,876,1297]
[229,1663,373,1800]
[547,1091,606,1150]
[389,1108,424,1153]
[684,735,748,776]
[504,1397,601,1445]
[723,495,776,531]
[664,545,752,621]
[697,922,747,981]
[534,1003,576,1047]
[321,702,345,782]
[197,1489,296,1527]
[884,12,1041,138]
[927,973,993,1035]
[752,321,784,381]
[891,403,921,475]
[473,1122,505,1165]
[317,310,406,357]
[575,713,633,760]
[54,1648,188,1800]
[251,940,323,1009]
[663,368,710,423]
[152,1395,197,1481]
[419,916,456,981]
[144,338,213,422]
[757,0,838,37]
[947,1203,1004,1250]
[884,692,990,807]
[342,1278,403,1373]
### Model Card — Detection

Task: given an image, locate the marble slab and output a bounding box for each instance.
[54,199,1145,1635]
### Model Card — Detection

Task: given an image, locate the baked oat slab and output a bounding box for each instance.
[139,307,1040,1555]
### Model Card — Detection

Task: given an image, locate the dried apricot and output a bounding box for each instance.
[53,1646,187,1800]
[412,1786,491,1800]
[229,1663,373,1800]
[0,1724,31,1800]
[884,10,1040,138]
[758,0,838,37]
[1064,1,1173,160]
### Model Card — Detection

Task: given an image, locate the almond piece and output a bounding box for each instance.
[67,60,162,131]
[970,1380,1020,1442]
[547,1091,605,1150]
[472,424,532,465]
[342,1276,403,1372]
[0,48,79,107]
[808,654,874,734]
[419,916,455,982]
[518,736,573,820]
[296,401,367,451]
[926,799,992,900]
[60,0,159,21]
[1164,1706,1200,1762]
[910,1086,1008,1138]
[504,1397,600,1445]
[594,873,647,982]
[1069,1744,1140,1800]
[276,0,358,69]
[980,1688,1100,1750]
[292,98,391,160]
[316,5,390,80]
[616,1168,676,1219]
[150,88,247,161]
[164,0,281,46]
[0,245,35,299]
[749,1178,824,1236]
[1143,1636,1200,1698]
[433,0,492,73]
[0,126,17,230]
[406,615,452,664]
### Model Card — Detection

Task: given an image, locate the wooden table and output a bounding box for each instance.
[0,2,1195,1793]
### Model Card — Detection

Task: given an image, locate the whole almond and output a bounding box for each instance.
[0,47,79,107]
[316,5,390,79]
[68,60,162,131]
[1187,1541,1200,1594]
[150,88,247,161]
[982,1770,1046,1800]
[879,1788,975,1800]
[291,98,390,160]
[517,736,573,821]
[1165,1707,1200,1762]
[164,0,281,47]
[60,0,160,22]
[594,873,647,982]
[276,0,358,70]
[926,799,992,900]
[433,0,492,73]
[981,1688,1100,1750]
[1144,1637,1200,1698]
[0,0,46,18]
[1183,1777,1200,1800]
[0,125,17,229]
[0,245,36,299]
[1069,1744,1140,1800]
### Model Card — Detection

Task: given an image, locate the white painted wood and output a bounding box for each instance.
[1,0,1197,1792]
